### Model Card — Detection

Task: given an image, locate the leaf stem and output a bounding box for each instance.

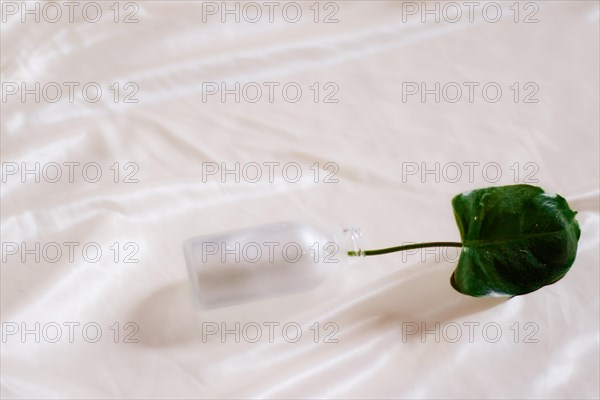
[348,242,462,257]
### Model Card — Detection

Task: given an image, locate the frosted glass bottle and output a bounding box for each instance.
[183,221,363,310]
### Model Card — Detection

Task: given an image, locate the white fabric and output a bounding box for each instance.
[1,1,599,398]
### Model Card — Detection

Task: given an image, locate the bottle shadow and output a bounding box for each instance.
[128,261,507,347]
[128,282,206,347]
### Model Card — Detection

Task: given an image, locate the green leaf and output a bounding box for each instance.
[450,184,580,297]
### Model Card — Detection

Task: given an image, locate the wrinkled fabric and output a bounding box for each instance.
[1,1,599,399]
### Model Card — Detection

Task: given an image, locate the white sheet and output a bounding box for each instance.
[1,1,599,398]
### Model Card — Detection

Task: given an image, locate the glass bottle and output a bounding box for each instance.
[182,221,364,310]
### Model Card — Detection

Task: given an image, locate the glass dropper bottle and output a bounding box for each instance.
[183,221,461,310]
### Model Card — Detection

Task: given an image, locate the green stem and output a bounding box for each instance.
[348,242,462,257]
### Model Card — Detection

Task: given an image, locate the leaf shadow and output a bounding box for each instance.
[332,260,509,343]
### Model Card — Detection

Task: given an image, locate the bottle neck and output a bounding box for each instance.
[341,227,365,257]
